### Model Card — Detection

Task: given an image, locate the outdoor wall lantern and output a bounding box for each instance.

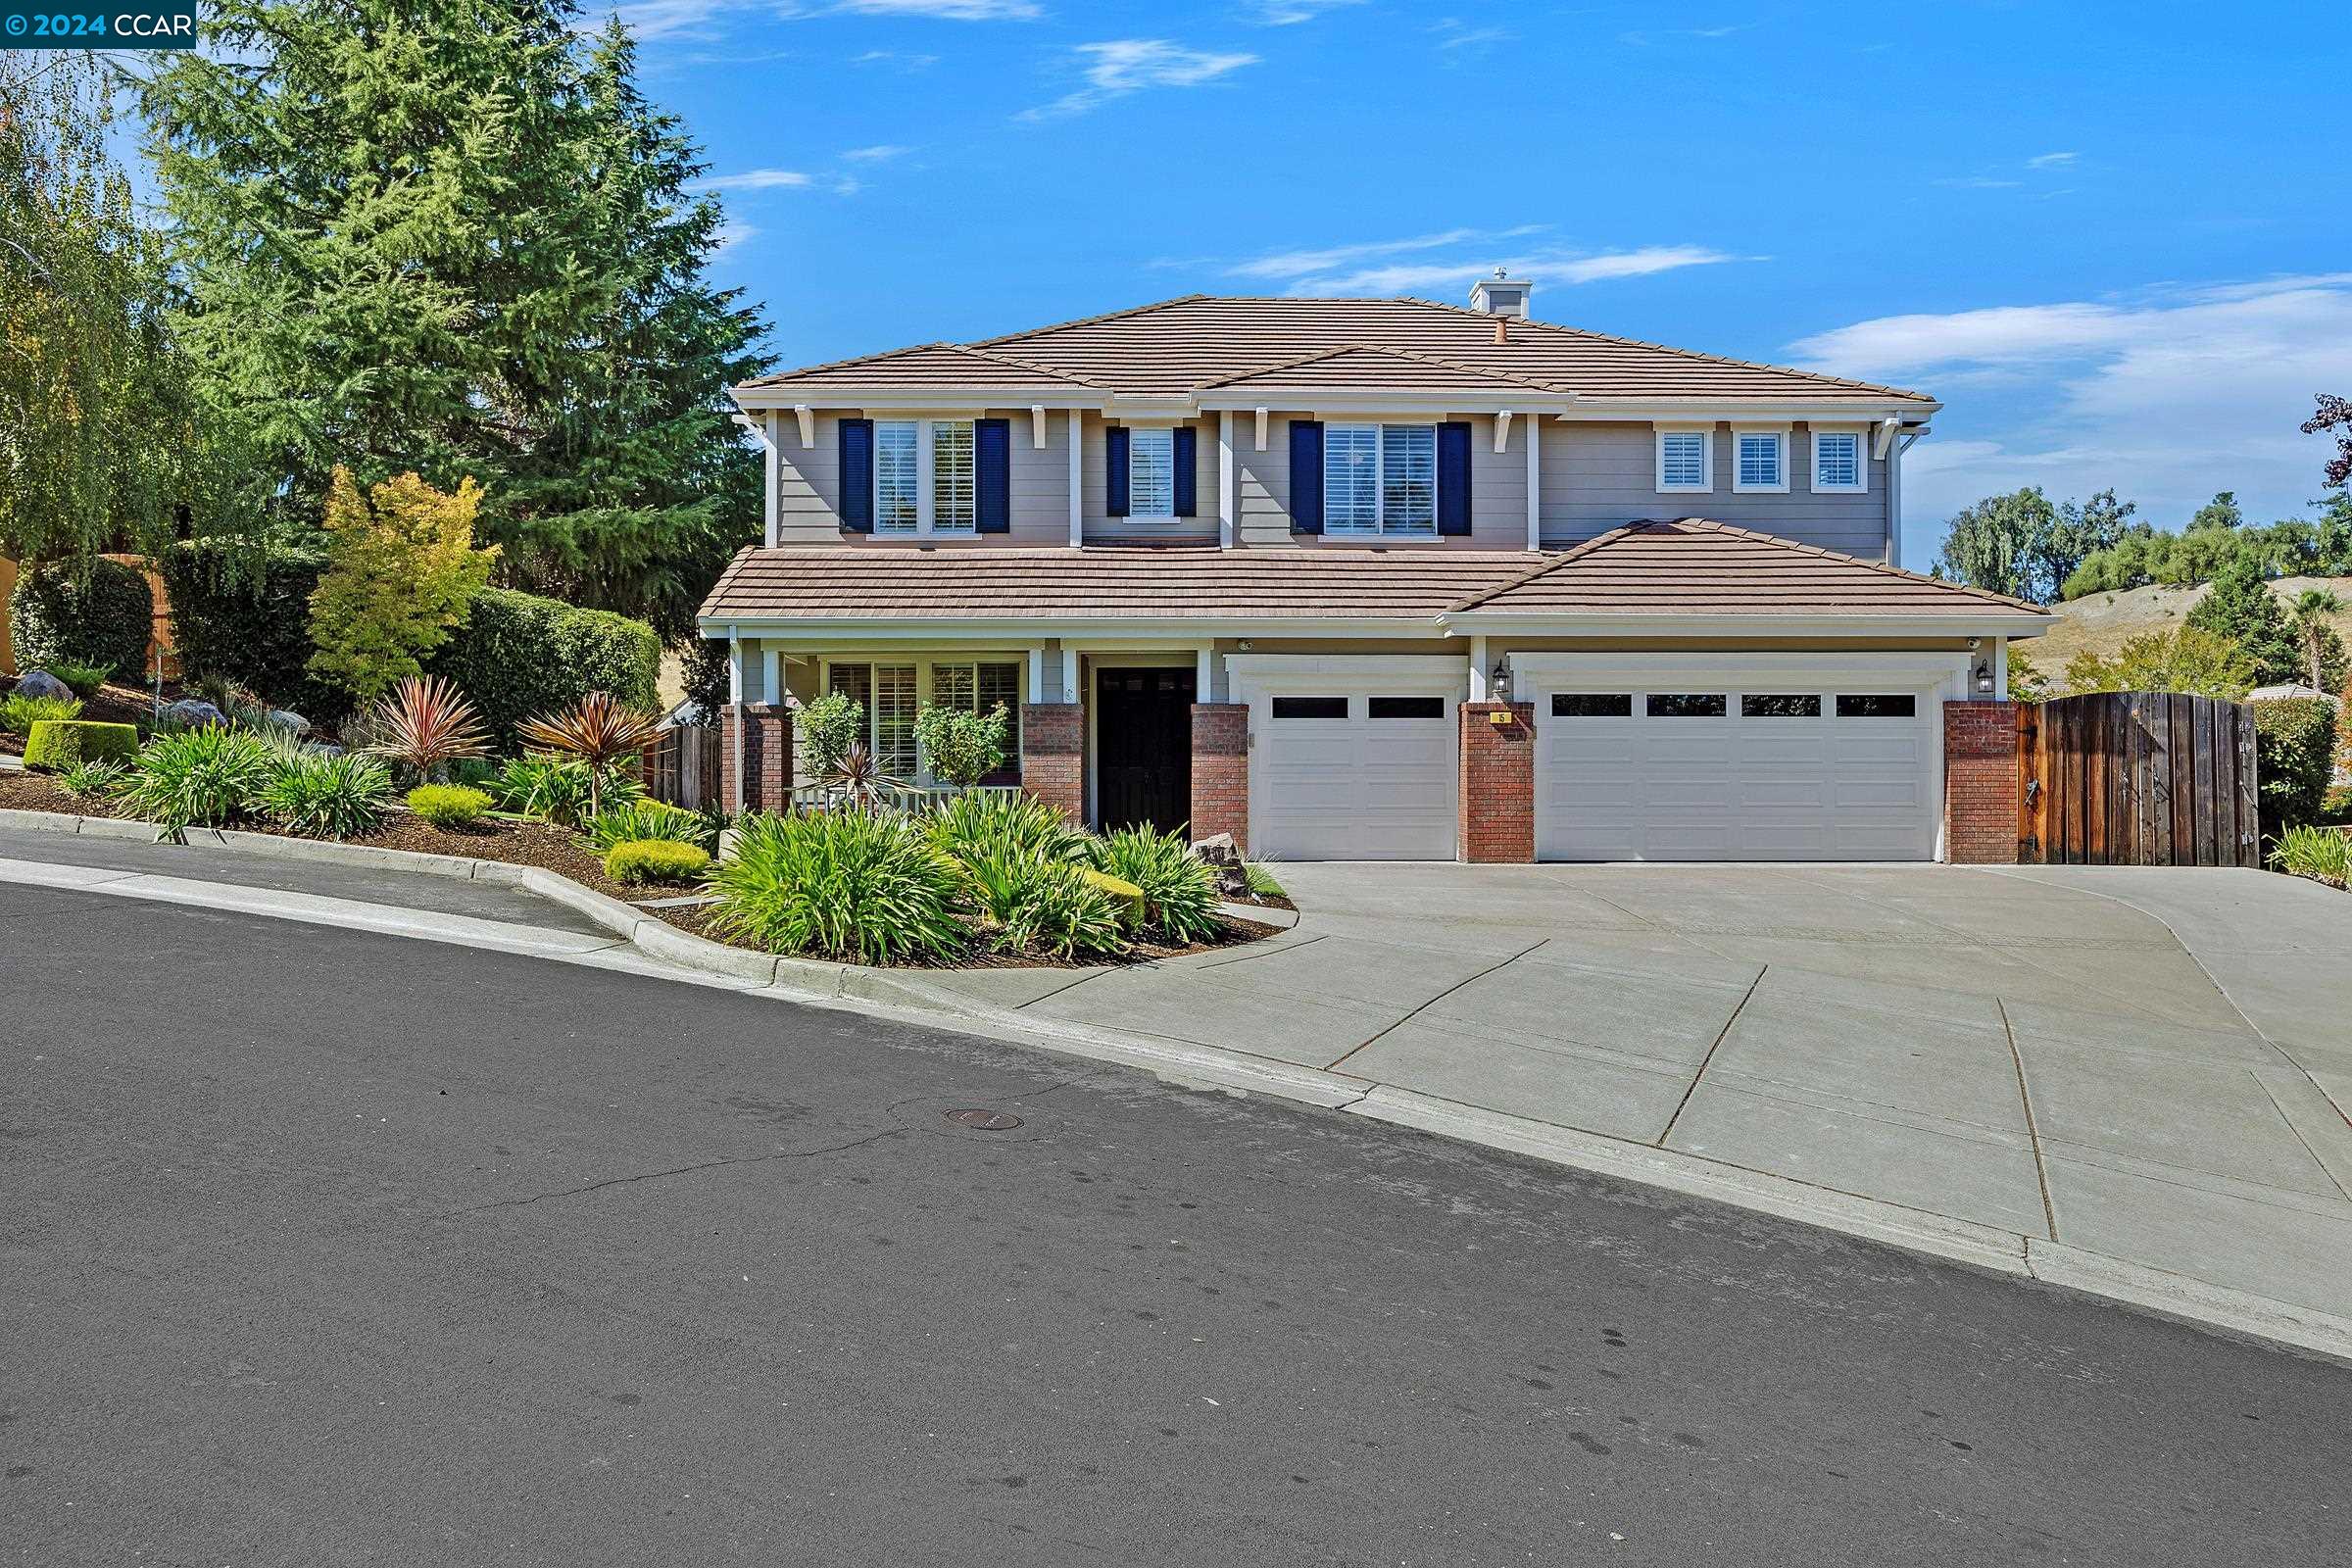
[1972,653,1995,694]
[1489,658,1513,702]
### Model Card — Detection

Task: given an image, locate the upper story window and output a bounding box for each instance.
[872,418,976,536]
[1811,428,1865,493]
[1325,422,1436,537]
[1127,427,1175,518]
[1734,429,1788,493]
[1655,428,1711,493]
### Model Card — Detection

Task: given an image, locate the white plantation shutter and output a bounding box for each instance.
[1737,431,1784,488]
[874,664,918,777]
[1659,430,1706,488]
[875,422,919,533]
[1127,428,1175,517]
[1380,424,1436,535]
[1323,424,1378,533]
[933,420,975,532]
[1815,431,1861,489]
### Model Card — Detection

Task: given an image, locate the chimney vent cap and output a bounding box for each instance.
[1468,270,1532,319]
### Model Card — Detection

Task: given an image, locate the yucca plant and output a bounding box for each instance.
[365,675,491,783]
[121,726,277,831]
[709,808,966,963]
[1086,823,1224,941]
[515,691,662,820]
[815,739,910,812]
[261,752,395,840]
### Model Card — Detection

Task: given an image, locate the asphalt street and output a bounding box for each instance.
[5,884,2347,1566]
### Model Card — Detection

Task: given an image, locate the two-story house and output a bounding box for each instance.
[698,274,2050,863]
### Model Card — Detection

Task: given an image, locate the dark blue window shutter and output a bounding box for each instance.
[1172,425,1199,516]
[838,417,874,533]
[975,417,1010,533]
[1105,425,1131,516]
[1289,420,1323,534]
[1436,421,1473,536]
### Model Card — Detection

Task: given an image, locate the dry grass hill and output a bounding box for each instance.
[2025,574,2352,683]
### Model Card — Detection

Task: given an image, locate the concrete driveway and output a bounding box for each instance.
[954,860,2352,1323]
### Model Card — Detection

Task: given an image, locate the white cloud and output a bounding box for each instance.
[828,0,1038,16]
[712,220,760,255]
[612,0,734,40]
[1618,24,1749,44]
[1793,275,2352,534]
[619,0,1029,41]
[1222,231,1745,296]
[1246,0,1362,23]
[1934,175,2022,189]
[1020,38,1260,120]
[693,168,814,192]
[2027,151,2079,169]
[852,48,939,68]
[841,143,912,162]
[1431,18,1511,52]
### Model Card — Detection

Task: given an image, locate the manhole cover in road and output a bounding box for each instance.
[944,1108,1023,1131]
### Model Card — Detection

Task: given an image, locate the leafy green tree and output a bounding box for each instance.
[2061,628,2254,701]
[0,55,208,564]
[914,703,1010,789]
[2185,555,2300,684]
[308,468,498,702]
[140,1,769,636]
[1934,488,2057,601]
[2186,491,2243,533]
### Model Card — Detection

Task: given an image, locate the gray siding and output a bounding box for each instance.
[1539,421,1890,561]
[1081,416,1217,540]
[1235,413,1525,549]
[773,409,1073,548]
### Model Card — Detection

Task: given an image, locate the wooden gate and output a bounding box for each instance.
[642,722,722,809]
[2017,693,2258,866]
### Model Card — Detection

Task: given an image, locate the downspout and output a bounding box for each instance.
[1888,426,1924,570]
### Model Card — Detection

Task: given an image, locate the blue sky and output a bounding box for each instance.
[625,0,2349,564]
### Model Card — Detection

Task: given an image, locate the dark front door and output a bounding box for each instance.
[1095,666,1197,834]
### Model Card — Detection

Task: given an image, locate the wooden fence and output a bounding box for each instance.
[641,722,722,809]
[2018,693,2259,867]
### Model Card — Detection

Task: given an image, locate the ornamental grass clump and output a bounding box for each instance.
[577,799,714,854]
[710,808,965,964]
[122,725,276,831]
[2269,824,2352,890]
[494,754,642,826]
[261,751,395,840]
[365,675,491,783]
[952,838,1127,960]
[2,692,80,734]
[58,757,129,800]
[45,661,116,699]
[407,783,493,828]
[927,789,1087,863]
[1086,823,1223,941]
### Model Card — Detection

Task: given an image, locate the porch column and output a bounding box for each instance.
[1942,700,2021,865]
[1020,702,1085,823]
[1459,702,1535,863]
[1189,704,1249,851]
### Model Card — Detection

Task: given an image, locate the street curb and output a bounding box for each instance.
[2,807,2347,1366]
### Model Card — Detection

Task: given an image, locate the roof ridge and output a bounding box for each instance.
[947,341,1113,389]
[1444,525,1637,612]
[1198,342,1365,388]
[1374,342,1570,393]
[746,340,970,386]
[972,294,1207,348]
[1654,517,2049,612]
[1393,296,1936,404]
[1201,339,1571,394]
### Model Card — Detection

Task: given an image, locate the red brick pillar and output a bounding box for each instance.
[1020,703,1085,823]
[721,703,792,814]
[1460,702,1535,863]
[1189,704,1249,851]
[1942,700,2021,864]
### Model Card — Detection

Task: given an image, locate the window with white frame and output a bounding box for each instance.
[827,662,918,777]
[1325,423,1437,536]
[874,421,920,535]
[1812,428,1865,493]
[932,661,1023,777]
[1734,429,1787,492]
[1127,427,1175,518]
[871,418,976,536]
[1655,428,1711,492]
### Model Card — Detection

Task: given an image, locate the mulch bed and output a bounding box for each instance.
[0,771,1280,968]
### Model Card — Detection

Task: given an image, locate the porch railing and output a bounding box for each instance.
[781,780,1024,814]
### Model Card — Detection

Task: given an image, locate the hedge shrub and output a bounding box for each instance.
[426,587,661,750]
[157,538,344,721]
[7,559,153,679]
[2253,697,2337,836]
[605,838,710,887]
[23,719,139,772]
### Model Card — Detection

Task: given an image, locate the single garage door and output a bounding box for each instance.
[1252,692,1457,860]
[1536,685,1937,861]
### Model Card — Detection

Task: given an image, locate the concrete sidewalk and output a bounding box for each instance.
[922,860,2352,1333]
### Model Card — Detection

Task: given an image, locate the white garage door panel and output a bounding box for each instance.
[1254,702,1456,861]
[1537,683,1937,862]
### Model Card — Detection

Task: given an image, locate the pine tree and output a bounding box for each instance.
[2185,555,2300,685]
[140,1,769,635]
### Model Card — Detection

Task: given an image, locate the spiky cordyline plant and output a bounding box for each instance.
[366,675,491,783]
[515,690,663,819]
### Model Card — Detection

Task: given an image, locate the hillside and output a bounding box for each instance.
[2025,574,2352,685]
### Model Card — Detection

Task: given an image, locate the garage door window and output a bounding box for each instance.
[1551,693,1633,717]
[1741,694,1822,717]
[1646,693,1728,717]
[1368,696,1445,719]
[1271,696,1349,719]
[1836,694,1917,718]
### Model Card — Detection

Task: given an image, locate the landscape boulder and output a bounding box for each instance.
[1190,832,1251,897]
[162,699,226,730]
[11,670,74,704]
[265,709,311,736]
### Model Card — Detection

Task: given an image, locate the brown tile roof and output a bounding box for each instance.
[1448,520,2050,617]
[739,295,1933,405]
[1200,343,1564,394]
[699,527,2047,626]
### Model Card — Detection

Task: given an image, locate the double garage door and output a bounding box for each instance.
[1241,658,1947,863]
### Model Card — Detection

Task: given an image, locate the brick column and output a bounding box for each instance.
[721,702,791,814]
[1189,703,1249,851]
[1020,702,1085,823]
[1942,700,2021,864]
[1460,702,1535,863]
